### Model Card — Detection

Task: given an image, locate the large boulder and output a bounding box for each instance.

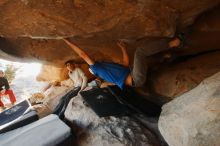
[1,0,218,38]
[0,0,220,65]
[158,71,220,146]
[0,0,177,38]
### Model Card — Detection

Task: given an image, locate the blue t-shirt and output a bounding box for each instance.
[89,62,130,89]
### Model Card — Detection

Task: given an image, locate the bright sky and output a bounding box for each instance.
[0,59,44,101]
[0,59,41,77]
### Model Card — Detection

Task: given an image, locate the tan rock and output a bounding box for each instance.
[0,0,219,66]
[0,0,177,38]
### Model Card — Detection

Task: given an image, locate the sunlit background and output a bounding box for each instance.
[0,59,46,102]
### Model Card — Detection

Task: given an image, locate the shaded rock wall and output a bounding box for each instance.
[162,0,220,29]
[1,0,220,101]
[0,37,125,66]
[0,0,219,66]
[149,6,220,99]
[0,0,178,38]
[150,51,220,98]
[176,6,220,56]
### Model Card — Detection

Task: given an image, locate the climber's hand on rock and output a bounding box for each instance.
[117,40,126,49]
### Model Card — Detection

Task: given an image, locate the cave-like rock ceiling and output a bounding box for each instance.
[0,0,220,66]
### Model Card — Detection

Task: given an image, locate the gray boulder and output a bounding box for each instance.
[159,72,220,146]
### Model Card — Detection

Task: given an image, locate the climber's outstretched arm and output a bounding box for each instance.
[63,39,95,65]
[117,41,129,67]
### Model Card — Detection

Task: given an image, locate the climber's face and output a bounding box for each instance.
[66,63,75,72]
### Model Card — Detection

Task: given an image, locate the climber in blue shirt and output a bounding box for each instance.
[63,39,133,89]
[63,35,183,90]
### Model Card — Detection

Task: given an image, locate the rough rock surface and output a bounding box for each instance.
[36,64,94,82]
[175,6,220,56]
[0,1,220,103]
[193,6,220,32]
[36,64,69,81]
[158,72,220,146]
[64,88,160,146]
[0,0,178,38]
[150,51,220,98]
[140,6,220,99]
[1,0,219,38]
[162,0,220,29]
[0,0,220,65]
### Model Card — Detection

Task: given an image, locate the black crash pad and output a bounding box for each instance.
[108,86,162,117]
[0,100,30,127]
[0,110,38,134]
[80,87,128,117]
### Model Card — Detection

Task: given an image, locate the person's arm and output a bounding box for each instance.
[63,39,95,65]
[42,83,52,92]
[77,68,88,90]
[117,41,129,67]
[4,77,10,90]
